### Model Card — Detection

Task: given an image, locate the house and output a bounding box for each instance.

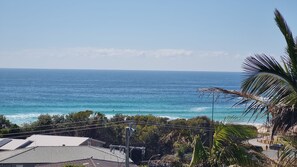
[0,146,137,167]
[0,135,105,151]
[25,134,105,147]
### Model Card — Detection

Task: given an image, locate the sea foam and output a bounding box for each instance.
[190,107,209,112]
[6,112,62,124]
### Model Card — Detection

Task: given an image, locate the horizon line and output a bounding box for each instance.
[0,67,242,73]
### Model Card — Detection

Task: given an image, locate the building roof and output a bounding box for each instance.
[26,134,104,147]
[37,158,100,167]
[36,158,137,167]
[0,135,105,151]
[0,138,32,151]
[0,146,132,164]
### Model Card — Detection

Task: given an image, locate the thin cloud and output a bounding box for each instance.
[0,48,194,58]
[0,48,245,71]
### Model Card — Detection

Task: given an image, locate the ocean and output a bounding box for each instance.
[0,69,266,125]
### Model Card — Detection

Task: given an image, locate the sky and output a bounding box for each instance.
[0,0,296,72]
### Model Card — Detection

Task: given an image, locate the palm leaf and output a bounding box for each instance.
[241,53,297,132]
[274,9,297,74]
[189,135,208,167]
[211,124,258,166]
[200,87,270,120]
[271,107,297,134]
[242,54,297,106]
[278,136,297,167]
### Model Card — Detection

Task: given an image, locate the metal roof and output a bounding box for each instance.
[0,135,105,151]
[0,146,131,164]
[0,147,32,161]
[36,158,137,167]
[26,134,90,147]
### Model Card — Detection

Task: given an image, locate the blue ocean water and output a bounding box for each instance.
[0,69,266,125]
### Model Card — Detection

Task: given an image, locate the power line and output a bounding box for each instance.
[1,120,215,139]
[9,123,125,139]
[3,116,214,132]
[135,121,215,131]
[2,118,109,131]
[2,120,127,138]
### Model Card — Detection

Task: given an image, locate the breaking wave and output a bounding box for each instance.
[190,107,209,112]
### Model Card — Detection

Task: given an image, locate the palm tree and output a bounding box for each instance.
[202,9,297,135]
[189,124,267,167]
[199,9,297,166]
[239,9,297,134]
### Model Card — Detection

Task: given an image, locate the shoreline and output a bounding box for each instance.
[3,112,265,128]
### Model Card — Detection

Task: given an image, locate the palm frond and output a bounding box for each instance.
[211,124,259,166]
[278,136,297,167]
[189,135,208,167]
[274,9,297,74]
[200,87,270,121]
[242,54,297,107]
[271,107,297,134]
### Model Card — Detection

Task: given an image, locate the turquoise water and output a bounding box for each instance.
[0,69,266,125]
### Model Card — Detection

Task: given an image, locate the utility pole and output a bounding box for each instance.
[110,123,145,167]
[199,88,216,148]
[110,144,145,167]
[125,125,131,167]
[209,92,214,148]
[212,92,214,122]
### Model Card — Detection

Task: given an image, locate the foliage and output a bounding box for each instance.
[240,9,297,134]
[66,110,93,122]
[0,111,262,165]
[189,123,266,167]
[0,115,20,136]
[278,136,297,167]
[0,111,215,165]
[203,9,297,166]
[203,9,297,136]
[189,135,208,167]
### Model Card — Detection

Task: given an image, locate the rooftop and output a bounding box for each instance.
[0,146,131,164]
[26,134,104,147]
[0,135,106,151]
[36,158,137,167]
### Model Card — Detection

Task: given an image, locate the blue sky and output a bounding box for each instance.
[0,0,296,71]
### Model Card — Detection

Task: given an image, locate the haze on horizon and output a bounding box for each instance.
[0,0,296,72]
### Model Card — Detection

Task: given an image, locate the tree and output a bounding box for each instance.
[0,115,20,136]
[239,9,297,134]
[0,115,14,128]
[189,124,265,167]
[203,9,297,135]
[201,9,297,166]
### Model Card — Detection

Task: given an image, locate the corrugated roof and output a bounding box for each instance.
[0,147,33,161]
[37,158,137,167]
[37,158,99,167]
[0,146,131,164]
[26,134,89,147]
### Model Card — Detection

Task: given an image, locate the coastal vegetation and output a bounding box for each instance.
[189,124,267,167]
[0,111,259,166]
